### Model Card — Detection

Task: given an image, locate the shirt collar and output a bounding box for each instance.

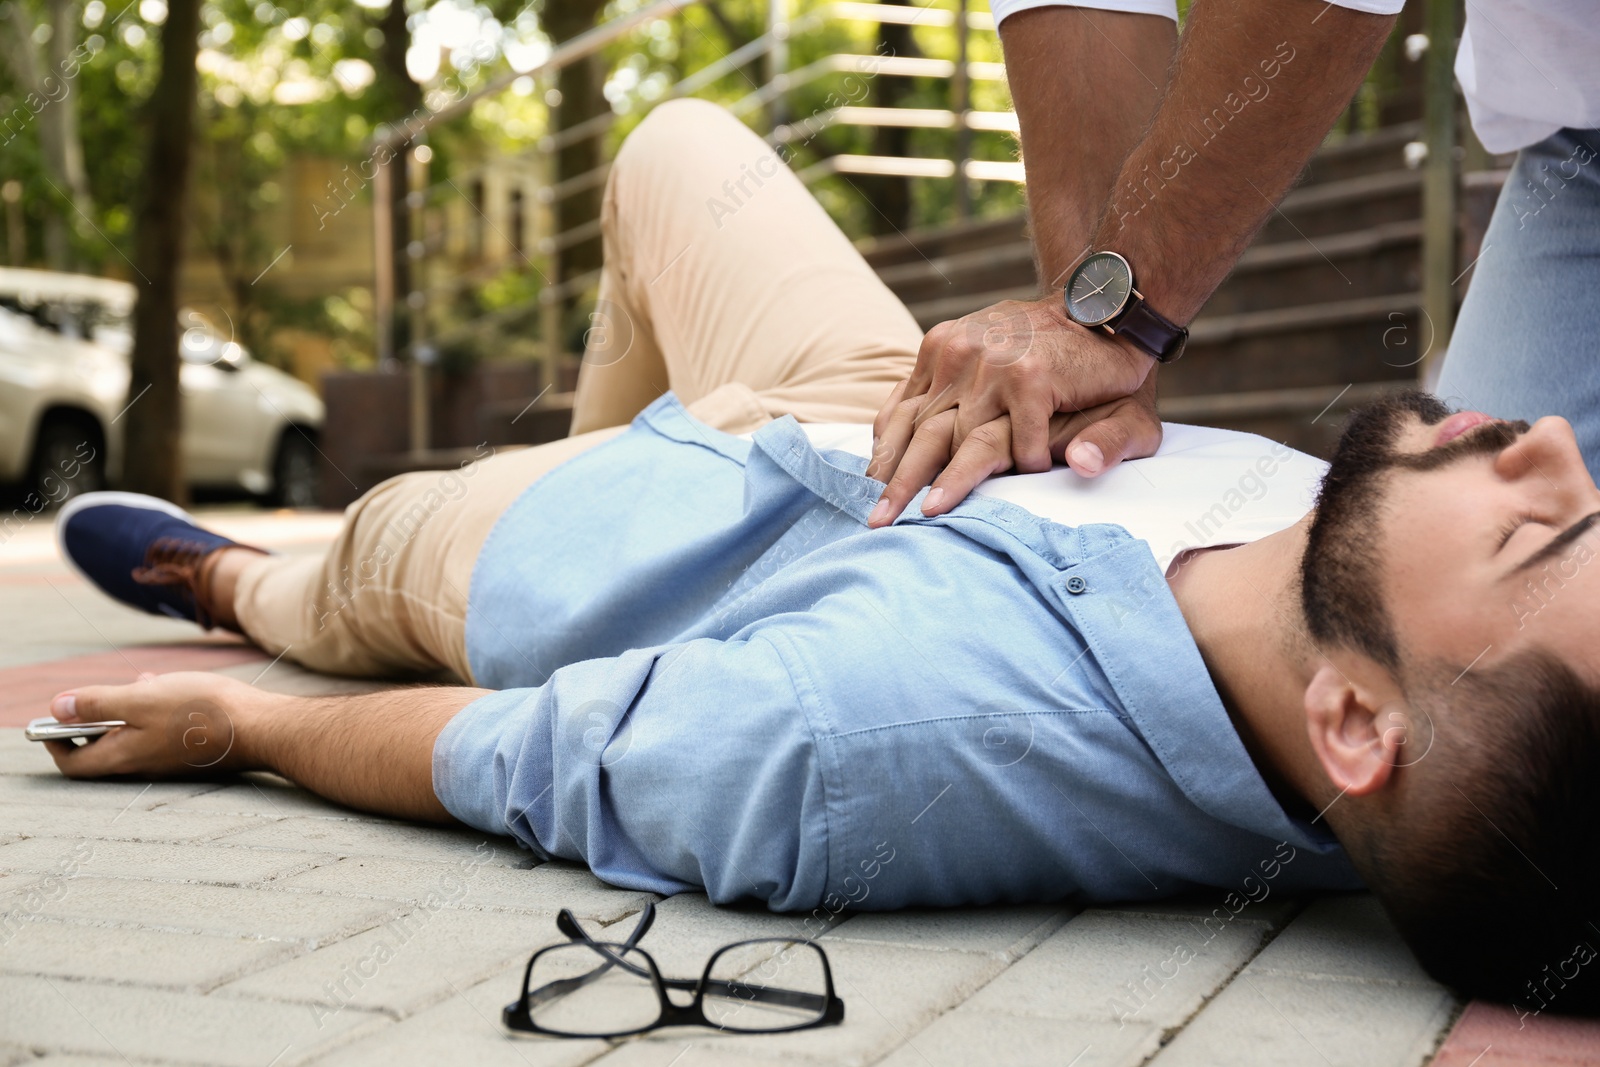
[1057,531,1344,854]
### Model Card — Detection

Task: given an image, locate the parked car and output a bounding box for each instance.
[0,268,324,508]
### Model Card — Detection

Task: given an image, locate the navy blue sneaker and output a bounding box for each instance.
[55,492,263,630]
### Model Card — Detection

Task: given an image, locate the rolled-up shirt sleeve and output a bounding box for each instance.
[992,0,1176,22]
[989,0,1402,27]
[432,636,831,911]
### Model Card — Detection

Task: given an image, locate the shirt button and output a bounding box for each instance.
[1065,575,1087,595]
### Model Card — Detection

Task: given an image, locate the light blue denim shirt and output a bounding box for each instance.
[435,394,1360,911]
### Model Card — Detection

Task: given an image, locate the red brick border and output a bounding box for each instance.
[0,642,268,726]
[1432,1001,1600,1066]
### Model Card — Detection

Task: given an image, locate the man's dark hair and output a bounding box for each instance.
[1351,650,1600,1014]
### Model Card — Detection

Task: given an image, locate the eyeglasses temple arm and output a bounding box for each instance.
[557,902,655,951]
[698,978,831,1011]
[554,905,656,981]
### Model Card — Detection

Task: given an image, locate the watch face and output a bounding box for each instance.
[1065,252,1133,328]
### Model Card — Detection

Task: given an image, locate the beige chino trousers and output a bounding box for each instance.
[233,99,921,683]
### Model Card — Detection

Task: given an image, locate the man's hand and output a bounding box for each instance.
[865,297,1162,526]
[42,671,485,823]
[856,5,1177,529]
[44,672,269,779]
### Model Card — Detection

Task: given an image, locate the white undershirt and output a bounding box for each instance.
[794,422,1327,571]
[989,0,1600,154]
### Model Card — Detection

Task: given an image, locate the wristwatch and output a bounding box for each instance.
[1062,251,1188,363]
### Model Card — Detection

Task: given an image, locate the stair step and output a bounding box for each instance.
[858,214,1028,270]
[1300,121,1422,185]
[1161,381,1415,458]
[1231,218,1421,272]
[1160,380,1411,423]
[877,240,1037,306]
[1188,290,1421,345]
[905,283,1427,348]
[1281,168,1422,213]
[1167,297,1424,399]
[886,218,1423,318]
[1206,221,1422,315]
[874,239,1033,287]
[904,285,1037,330]
[1262,169,1422,241]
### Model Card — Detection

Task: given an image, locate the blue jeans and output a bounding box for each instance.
[1436,127,1600,478]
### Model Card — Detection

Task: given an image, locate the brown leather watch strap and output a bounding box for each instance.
[1110,292,1188,363]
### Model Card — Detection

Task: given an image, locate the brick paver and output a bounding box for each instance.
[0,643,268,728]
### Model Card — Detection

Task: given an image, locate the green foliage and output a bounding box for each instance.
[0,0,151,267]
[591,0,1022,234]
[3,0,1423,385]
[1,0,401,353]
[477,261,540,310]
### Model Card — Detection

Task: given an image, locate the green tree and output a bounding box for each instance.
[0,0,95,268]
[187,0,407,366]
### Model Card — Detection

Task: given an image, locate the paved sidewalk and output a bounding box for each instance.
[0,508,1590,1065]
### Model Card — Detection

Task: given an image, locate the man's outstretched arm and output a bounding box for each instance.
[41,638,833,910]
[44,672,487,823]
[870,0,1398,522]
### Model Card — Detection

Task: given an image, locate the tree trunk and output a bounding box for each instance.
[122,0,200,502]
[45,0,92,235]
[542,0,608,332]
[378,0,421,346]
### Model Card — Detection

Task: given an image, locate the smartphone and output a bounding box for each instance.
[25,717,127,742]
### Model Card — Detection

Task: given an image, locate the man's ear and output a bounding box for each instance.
[1303,660,1407,797]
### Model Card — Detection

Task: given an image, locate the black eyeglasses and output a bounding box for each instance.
[502,901,845,1038]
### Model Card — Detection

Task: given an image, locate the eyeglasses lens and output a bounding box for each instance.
[527,942,659,1037]
[702,940,829,1032]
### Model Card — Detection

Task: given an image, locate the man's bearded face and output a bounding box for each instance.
[1301,392,1530,670]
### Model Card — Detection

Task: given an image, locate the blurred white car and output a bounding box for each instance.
[0,268,325,508]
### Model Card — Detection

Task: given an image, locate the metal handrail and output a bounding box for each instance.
[803,104,1019,131]
[391,5,1012,219]
[371,0,699,152]
[416,40,1003,205]
[371,0,705,451]
[819,1,994,28]
[727,54,1004,119]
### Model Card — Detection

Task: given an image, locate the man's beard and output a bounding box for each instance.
[1300,391,1528,670]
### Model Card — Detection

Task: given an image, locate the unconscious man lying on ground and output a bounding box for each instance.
[39,99,1600,1013]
